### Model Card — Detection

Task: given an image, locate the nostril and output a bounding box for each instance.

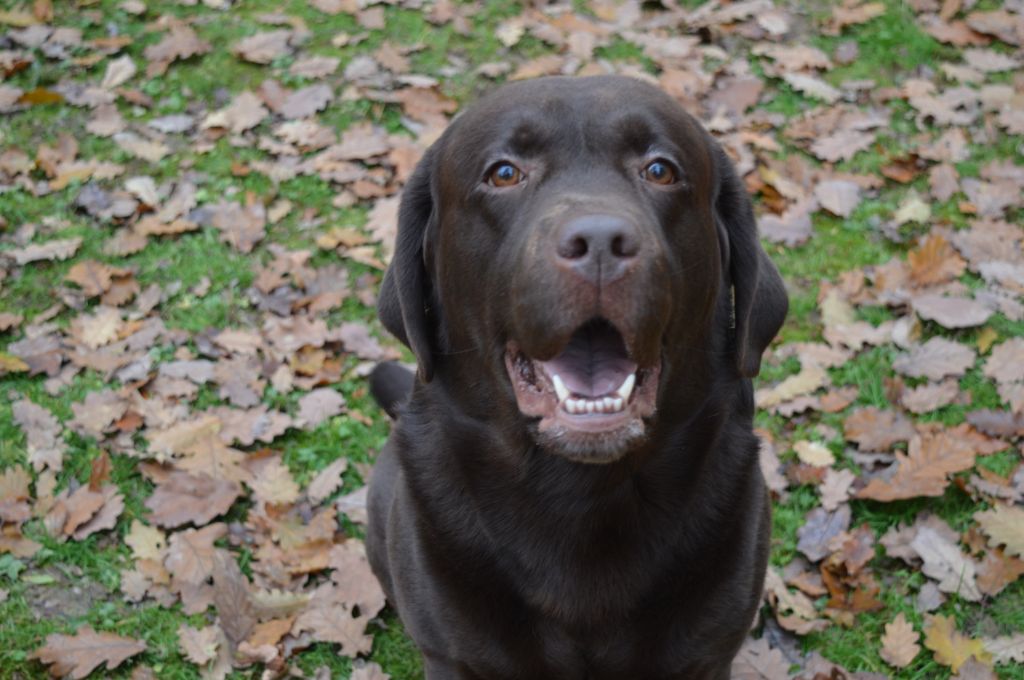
[610,234,638,259]
[559,235,589,260]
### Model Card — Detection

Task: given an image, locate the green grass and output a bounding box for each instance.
[2,0,1023,677]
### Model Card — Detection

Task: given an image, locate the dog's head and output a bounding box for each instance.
[379,76,787,463]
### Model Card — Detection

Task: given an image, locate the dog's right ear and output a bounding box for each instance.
[378,147,438,382]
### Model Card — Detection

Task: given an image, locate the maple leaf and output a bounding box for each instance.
[880,612,920,668]
[923,614,993,673]
[974,504,1024,558]
[31,626,146,679]
[858,431,978,501]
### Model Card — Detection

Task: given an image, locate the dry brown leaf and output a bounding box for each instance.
[900,379,959,414]
[755,363,829,409]
[296,387,346,428]
[31,626,146,679]
[858,431,978,501]
[820,468,856,511]
[913,293,993,329]
[145,472,241,528]
[974,504,1024,558]
[982,633,1024,665]
[165,523,228,586]
[924,614,992,673]
[881,612,920,668]
[844,407,915,452]
[232,29,292,64]
[350,662,391,680]
[983,338,1024,384]
[307,457,349,504]
[794,440,835,467]
[814,179,861,217]
[12,399,64,472]
[729,637,791,680]
[908,234,967,287]
[177,623,219,665]
[249,457,300,506]
[893,337,976,381]
[144,24,211,76]
[125,520,166,562]
[911,526,982,601]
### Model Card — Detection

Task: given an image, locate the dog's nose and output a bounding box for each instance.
[555,214,639,284]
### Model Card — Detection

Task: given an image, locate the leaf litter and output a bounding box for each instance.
[0,0,1022,678]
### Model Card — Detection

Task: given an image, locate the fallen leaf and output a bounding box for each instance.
[911,526,982,601]
[31,626,146,679]
[923,614,992,673]
[858,431,979,501]
[881,612,920,668]
[913,294,993,329]
[974,505,1024,558]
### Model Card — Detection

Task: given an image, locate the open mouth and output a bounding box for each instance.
[505,318,660,459]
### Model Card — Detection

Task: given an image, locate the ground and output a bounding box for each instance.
[0,0,1022,678]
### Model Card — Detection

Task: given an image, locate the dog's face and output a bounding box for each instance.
[380,76,787,463]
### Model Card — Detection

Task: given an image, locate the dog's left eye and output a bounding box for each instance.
[487,162,525,187]
[641,160,676,185]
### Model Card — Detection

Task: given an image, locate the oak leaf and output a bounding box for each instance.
[858,431,978,501]
[31,626,146,679]
[910,527,982,601]
[974,504,1024,558]
[145,472,241,528]
[880,612,920,668]
[843,407,915,452]
[923,614,992,673]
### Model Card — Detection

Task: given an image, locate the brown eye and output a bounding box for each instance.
[641,160,676,185]
[487,162,525,187]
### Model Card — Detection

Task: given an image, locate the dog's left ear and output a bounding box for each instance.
[712,145,788,378]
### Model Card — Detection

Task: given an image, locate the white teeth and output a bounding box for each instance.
[616,373,636,402]
[560,394,627,415]
[552,373,570,403]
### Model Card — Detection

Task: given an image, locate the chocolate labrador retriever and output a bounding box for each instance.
[366,75,787,680]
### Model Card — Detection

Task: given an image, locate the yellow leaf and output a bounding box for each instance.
[0,353,29,374]
[0,9,38,26]
[923,614,992,672]
[976,327,998,354]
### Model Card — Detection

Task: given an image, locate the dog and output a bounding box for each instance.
[366,75,788,680]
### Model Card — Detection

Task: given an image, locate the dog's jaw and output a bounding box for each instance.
[503,320,661,463]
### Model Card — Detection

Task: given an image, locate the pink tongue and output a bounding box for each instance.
[539,322,636,397]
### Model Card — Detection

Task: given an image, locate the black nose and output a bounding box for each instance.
[555,214,640,284]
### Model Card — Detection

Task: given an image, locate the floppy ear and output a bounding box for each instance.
[713,145,788,378]
[378,147,438,382]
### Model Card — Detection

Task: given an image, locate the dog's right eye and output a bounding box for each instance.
[486,162,525,187]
